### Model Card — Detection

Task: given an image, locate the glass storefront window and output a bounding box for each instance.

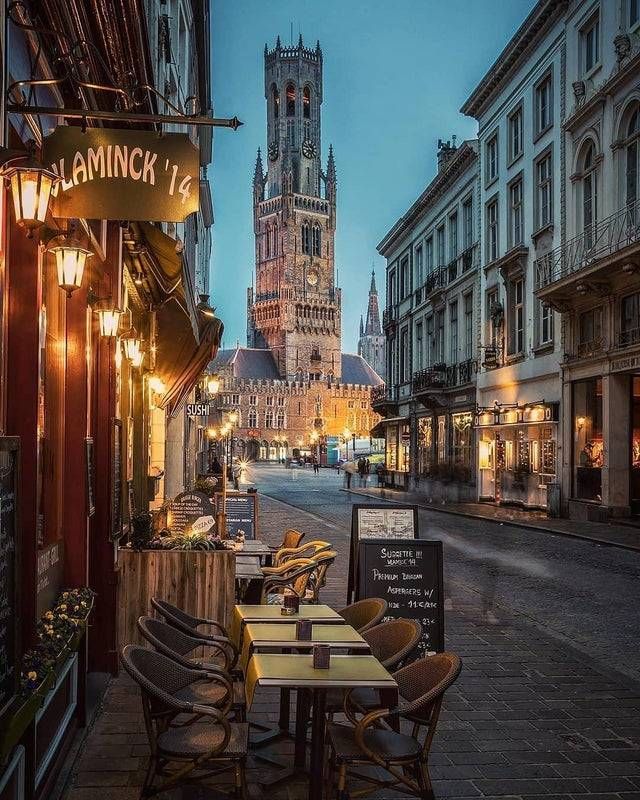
[437,415,446,463]
[452,412,473,481]
[573,377,603,501]
[631,377,640,513]
[418,417,433,476]
[386,425,398,470]
[399,424,410,472]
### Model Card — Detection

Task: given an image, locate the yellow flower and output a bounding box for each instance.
[60,614,68,620]
[58,604,67,612]
[27,671,37,681]
[62,592,69,599]
[44,611,54,621]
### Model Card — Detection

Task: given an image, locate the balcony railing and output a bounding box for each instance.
[618,326,640,348]
[425,267,445,296]
[412,358,476,394]
[535,199,640,290]
[371,384,398,406]
[382,307,396,329]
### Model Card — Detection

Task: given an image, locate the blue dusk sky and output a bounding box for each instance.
[210,0,535,354]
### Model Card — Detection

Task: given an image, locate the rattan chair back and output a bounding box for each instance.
[394,651,462,723]
[362,618,422,669]
[151,597,227,638]
[337,598,388,633]
[281,528,305,550]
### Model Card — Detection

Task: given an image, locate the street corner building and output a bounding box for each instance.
[374,0,640,519]
[0,0,229,796]
[206,36,383,465]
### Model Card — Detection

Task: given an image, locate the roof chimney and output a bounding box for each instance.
[437,136,458,172]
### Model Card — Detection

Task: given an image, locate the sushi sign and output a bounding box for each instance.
[42,126,200,222]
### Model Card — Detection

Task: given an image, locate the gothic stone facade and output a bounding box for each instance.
[209,37,381,461]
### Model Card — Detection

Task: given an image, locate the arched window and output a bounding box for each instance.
[312,224,321,256]
[580,142,598,250]
[272,84,280,118]
[265,410,274,428]
[625,107,639,211]
[286,83,296,116]
[303,86,311,119]
[248,409,257,428]
[265,224,272,257]
[301,221,311,254]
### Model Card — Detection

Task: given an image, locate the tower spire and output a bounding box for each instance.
[370,266,377,294]
[359,315,364,336]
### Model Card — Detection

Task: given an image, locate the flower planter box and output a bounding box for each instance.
[418,478,477,504]
[117,548,236,649]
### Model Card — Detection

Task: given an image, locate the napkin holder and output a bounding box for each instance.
[312,644,330,669]
[296,619,312,641]
[281,593,300,616]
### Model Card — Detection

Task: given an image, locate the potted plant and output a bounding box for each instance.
[130,511,152,551]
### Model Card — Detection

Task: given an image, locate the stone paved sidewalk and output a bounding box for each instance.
[346,483,640,552]
[60,493,640,799]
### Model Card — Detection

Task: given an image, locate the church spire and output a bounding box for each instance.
[253,148,265,202]
[364,264,382,336]
[359,314,364,336]
[370,266,377,294]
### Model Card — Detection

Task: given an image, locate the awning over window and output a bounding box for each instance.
[370,416,410,439]
[123,222,223,418]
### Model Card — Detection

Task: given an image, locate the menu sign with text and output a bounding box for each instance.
[347,504,418,603]
[357,539,444,654]
[0,438,20,725]
[169,491,215,534]
[215,492,258,540]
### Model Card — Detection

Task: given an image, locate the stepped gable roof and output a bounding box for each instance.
[209,347,280,379]
[341,353,383,387]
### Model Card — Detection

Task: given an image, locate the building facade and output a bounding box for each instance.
[374,140,481,497]
[461,0,566,510]
[535,0,640,518]
[206,37,381,464]
[358,269,386,381]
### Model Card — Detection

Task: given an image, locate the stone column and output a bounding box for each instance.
[601,373,630,515]
[561,378,573,515]
[165,410,186,501]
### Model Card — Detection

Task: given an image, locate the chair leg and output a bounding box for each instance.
[336,762,349,800]
[235,760,248,800]
[140,755,157,798]
[417,758,435,800]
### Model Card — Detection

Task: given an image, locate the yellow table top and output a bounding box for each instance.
[245,653,397,707]
[230,604,344,645]
[240,622,368,669]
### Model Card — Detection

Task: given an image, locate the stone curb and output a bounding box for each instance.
[341,487,640,554]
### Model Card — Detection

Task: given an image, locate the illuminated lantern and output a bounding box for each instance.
[121,327,143,361]
[3,156,59,235]
[49,238,92,297]
[96,306,121,337]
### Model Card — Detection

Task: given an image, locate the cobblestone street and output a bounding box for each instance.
[60,465,640,800]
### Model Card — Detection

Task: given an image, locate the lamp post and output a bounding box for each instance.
[343,427,351,461]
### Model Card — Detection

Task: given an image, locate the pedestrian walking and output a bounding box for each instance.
[376,462,385,487]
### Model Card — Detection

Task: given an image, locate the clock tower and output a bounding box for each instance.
[247,35,341,381]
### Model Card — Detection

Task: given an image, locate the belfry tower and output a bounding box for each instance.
[247,36,341,381]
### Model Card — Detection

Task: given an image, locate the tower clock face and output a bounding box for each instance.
[307,269,319,286]
[268,141,279,161]
[302,139,317,159]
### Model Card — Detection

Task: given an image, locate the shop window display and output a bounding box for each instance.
[418,417,433,476]
[399,423,410,472]
[631,377,640,513]
[573,377,603,501]
[452,412,473,481]
[386,425,398,470]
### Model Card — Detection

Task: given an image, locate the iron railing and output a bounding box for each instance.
[412,358,476,394]
[535,199,640,289]
[382,307,396,328]
[371,384,398,405]
[618,326,640,348]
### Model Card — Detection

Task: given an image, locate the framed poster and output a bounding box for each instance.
[0,437,20,727]
[348,503,418,603]
[85,437,95,517]
[111,419,123,540]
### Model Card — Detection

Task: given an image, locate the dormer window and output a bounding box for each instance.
[286,83,296,116]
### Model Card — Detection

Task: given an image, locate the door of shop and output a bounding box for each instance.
[630,376,640,515]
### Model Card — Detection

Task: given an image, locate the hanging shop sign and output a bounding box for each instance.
[42,127,200,222]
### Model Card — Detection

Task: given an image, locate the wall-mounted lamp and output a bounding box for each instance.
[207,374,221,395]
[207,427,218,439]
[196,293,216,319]
[121,326,143,362]
[96,306,121,337]
[130,349,145,369]
[576,416,586,431]
[48,235,93,298]
[149,375,166,395]
[0,145,60,236]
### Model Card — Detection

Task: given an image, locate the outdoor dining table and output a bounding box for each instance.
[245,653,398,800]
[230,603,345,647]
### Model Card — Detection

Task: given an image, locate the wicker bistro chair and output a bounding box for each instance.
[151,597,228,639]
[337,598,388,633]
[121,645,249,799]
[137,617,245,719]
[259,557,318,603]
[325,619,422,718]
[271,540,331,567]
[305,549,337,603]
[270,528,305,553]
[327,652,462,800]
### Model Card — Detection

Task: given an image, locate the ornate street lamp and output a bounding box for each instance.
[0,147,60,236]
[49,236,93,297]
[121,327,143,362]
[96,306,121,337]
[207,374,221,396]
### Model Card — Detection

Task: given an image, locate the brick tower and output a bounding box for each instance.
[247,35,342,381]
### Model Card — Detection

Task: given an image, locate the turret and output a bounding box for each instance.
[253,148,265,202]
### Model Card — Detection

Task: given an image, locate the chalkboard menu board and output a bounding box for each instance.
[357,539,444,655]
[215,492,258,540]
[0,437,20,725]
[348,504,418,603]
[111,419,123,540]
[169,490,215,534]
